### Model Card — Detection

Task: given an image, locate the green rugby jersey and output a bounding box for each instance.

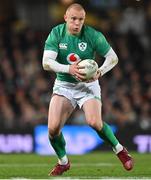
[44,23,111,83]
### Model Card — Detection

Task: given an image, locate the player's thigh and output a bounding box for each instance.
[82,98,103,129]
[48,94,74,130]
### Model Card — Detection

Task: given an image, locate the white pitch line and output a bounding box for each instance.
[10,177,151,180]
[0,162,116,167]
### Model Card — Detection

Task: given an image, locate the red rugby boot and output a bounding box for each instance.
[49,161,70,176]
[117,147,134,171]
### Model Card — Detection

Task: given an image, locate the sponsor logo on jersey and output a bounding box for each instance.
[67,53,80,64]
[59,43,67,50]
[78,42,87,51]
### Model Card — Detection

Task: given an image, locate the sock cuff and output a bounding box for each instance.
[113,143,123,154]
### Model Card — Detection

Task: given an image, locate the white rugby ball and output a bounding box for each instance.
[78,59,98,80]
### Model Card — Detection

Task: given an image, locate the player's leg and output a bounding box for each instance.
[48,94,74,176]
[82,98,133,171]
[82,99,120,148]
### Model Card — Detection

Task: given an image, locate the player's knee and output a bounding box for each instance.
[87,118,103,130]
[99,122,104,130]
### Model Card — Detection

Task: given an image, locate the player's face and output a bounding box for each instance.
[64,8,85,35]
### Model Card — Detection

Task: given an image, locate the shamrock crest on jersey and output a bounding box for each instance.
[78,42,87,51]
[67,53,80,64]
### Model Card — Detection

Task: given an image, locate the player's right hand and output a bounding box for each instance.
[69,61,86,81]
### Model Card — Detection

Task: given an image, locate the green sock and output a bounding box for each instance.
[96,122,119,147]
[49,132,66,159]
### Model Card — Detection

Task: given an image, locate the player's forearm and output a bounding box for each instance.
[42,50,70,73]
[99,48,118,76]
[43,57,70,73]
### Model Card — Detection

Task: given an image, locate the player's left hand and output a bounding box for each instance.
[85,69,101,83]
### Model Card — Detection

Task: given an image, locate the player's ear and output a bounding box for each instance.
[64,14,67,22]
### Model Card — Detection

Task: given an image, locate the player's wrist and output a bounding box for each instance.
[98,68,103,77]
[68,64,74,75]
[66,65,70,73]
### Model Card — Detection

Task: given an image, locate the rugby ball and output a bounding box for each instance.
[78,59,98,80]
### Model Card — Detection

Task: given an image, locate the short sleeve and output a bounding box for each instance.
[44,28,59,52]
[94,31,111,56]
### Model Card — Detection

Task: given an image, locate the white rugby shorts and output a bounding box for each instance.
[52,79,101,108]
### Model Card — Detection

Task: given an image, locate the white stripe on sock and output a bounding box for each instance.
[113,143,123,154]
[58,155,68,165]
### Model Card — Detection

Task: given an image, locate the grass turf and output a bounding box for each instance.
[0,152,151,179]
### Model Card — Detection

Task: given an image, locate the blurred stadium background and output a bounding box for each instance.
[0,0,151,155]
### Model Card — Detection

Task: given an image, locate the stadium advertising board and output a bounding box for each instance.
[34,125,117,155]
[116,127,151,153]
[0,125,151,154]
[0,129,33,153]
[133,135,151,153]
[0,134,33,153]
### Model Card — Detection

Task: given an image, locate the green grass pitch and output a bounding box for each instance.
[0,152,151,179]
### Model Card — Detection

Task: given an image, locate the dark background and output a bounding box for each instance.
[0,0,150,139]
